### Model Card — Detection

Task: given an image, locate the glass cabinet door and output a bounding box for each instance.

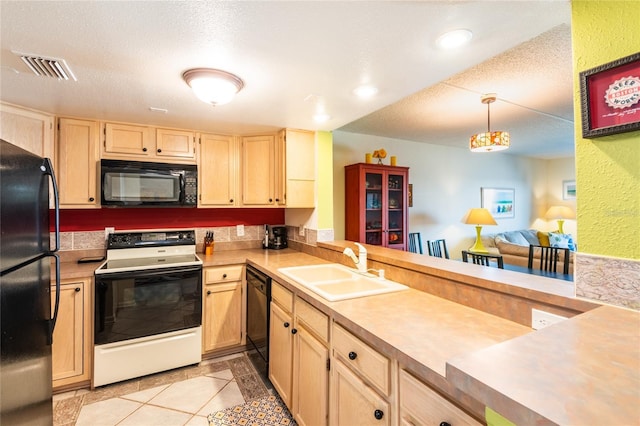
[386,173,404,247]
[365,172,383,245]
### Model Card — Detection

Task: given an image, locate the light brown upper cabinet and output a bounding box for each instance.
[276,129,316,208]
[57,118,100,208]
[198,133,239,207]
[241,134,277,206]
[102,122,196,163]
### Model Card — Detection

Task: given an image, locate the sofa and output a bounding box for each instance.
[481,229,575,270]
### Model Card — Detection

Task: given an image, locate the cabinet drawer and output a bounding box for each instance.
[272,280,293,313]
[332,323,390,396]
[296,297,328,343]
[204,264,244,284]
[399,369,480,426]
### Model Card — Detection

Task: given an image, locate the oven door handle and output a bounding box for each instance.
[95,264,203,280]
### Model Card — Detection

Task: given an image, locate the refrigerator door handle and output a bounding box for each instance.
[42,157,60,253]
[47,253,61,345]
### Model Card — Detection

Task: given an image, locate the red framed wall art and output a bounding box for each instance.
[580,52,640,138]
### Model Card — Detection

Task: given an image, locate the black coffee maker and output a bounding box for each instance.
[265,225,288,250]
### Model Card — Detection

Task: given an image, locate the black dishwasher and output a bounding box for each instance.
[246,265,271,384]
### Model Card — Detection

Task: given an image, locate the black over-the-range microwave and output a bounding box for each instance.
[100,159,197,207]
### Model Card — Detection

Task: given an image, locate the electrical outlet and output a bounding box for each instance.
[105,227,115,240]
[299,225,305,236]
[531,309,567,330]
[236,224,245,237]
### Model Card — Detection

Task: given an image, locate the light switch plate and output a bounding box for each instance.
[236,224,245,237]
[105,227,115,240]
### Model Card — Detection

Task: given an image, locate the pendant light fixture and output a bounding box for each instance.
[183,68,244,106]
[469,93,510,152]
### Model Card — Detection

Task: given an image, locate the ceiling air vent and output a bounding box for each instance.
[14,51,77,81]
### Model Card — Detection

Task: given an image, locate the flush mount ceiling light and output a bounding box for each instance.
[436,29,473,50]
[182,68,244,106]
[469,94,510,152]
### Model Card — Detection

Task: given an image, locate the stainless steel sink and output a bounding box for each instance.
[278,263,408,301]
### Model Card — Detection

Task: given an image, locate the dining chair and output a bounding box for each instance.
[427,239,450,259]
[461,250,504,269]
[528,245,570,275]
[408,232,423,254]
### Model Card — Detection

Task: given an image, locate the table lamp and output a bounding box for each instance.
[545,206,575,234]
[462,208,497,253]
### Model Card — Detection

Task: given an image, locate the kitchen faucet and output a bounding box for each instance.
[343,242,367,273]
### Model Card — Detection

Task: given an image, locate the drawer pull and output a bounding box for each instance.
[222,273,227,279]
[348,351,358,360]
[439,423,451,426]
[283,322,290,328]
[374,409,384,420]
[74,287,81,292]
[207,290,212,295]
[291,328,298,335]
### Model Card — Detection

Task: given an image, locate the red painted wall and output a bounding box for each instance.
[51,208,285,232]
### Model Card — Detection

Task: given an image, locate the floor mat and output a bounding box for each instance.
[208,393,296,426]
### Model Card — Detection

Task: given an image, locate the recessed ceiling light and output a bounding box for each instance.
[436,29,473,50]
[353,85,378,99]
[313,113,331,123]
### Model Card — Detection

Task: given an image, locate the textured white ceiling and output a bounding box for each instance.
[0,1,573,158]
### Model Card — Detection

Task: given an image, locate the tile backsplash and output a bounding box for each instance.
[53,225,323,252]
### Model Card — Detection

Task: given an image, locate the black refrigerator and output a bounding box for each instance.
[0,139,60,424]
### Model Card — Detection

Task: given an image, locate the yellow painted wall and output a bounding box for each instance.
[571,1,640,259]
[316,131,334,229]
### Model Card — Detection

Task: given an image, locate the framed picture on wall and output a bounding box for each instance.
[563,180,576,200]
[579,52,640,138]
[481,188,515,219]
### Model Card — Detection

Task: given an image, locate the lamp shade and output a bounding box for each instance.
[183,68,244,106]
[461,208,498,225]
[545,206,575,220]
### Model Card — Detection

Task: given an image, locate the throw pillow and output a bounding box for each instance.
[521,229,541,246]
[502,230,530,246]
[548,232,576,251]
[537,231,551,246]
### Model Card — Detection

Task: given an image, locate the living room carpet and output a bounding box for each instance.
[208,393,296,426]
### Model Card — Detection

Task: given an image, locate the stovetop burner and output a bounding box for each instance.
[95,230,202,275]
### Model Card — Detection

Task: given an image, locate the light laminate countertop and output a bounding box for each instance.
[59,246,640,425]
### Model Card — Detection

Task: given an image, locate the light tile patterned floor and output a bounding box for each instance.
[53,353,269,426]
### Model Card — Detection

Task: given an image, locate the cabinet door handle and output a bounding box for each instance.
[89,197,95,202]
[291,328,297,335]
[230,199,234,203]
[439,423,451,426]
[275,198,280,202]
[283,322,290,328]
[142,147,148,152]
[269,198,273,202]
[74,287,81,292]
[157,149,162,153]
[348,351,358,360]
[374,409,384,420]
[207,290,212,295]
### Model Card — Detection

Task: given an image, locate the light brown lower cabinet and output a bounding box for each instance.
[202,265,245,353]
[331,359,391,426]
[269,282,330,425]
[399,369,481,426]
[269,299,294,406]
[51,278,92,389]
